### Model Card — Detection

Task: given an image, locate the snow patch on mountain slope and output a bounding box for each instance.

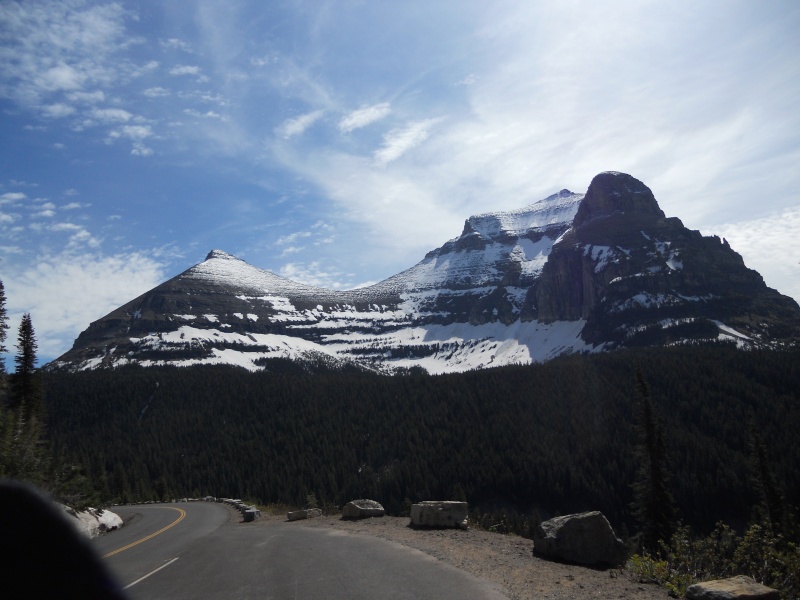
[467,190,583,238]
[117,319,597,375]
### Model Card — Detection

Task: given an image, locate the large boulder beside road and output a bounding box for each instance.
[533,511,626,566]
[685,576,780,600]
[409,501,468,529]
[342,499,385,519]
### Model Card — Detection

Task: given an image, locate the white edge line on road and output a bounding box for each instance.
[123,557,180,590]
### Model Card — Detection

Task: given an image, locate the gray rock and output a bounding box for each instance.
[243,508,261,522]
[685,576,780,600]
[409,501,468,529]
[533,511,626,566]
[342,499,385,519]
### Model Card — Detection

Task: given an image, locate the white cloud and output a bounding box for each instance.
[374,119,441,166]
[276,231,312,245]
[35,63,86,92]
[49,222,83,232]
[62,202,85,210]
[183,109,222,120]
[67,90,105,104]
[66,228,99,249]
[41,103,76,118]
[33,206,56,218]
[90,107,134,123]
[0,1,132,112]
[0,192,26,204]
[250,56,272,67]
[169,64,202,76]
[4,250,167,362]
[131,142,153,157]
[178,90,227,105]
[143,87,170,98]
[338,103,391,133]
[161,38,192,52]
[278,261,359,290]
[109,125,153,141]
[277,110,324,138]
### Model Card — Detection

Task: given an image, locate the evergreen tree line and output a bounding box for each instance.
[0,279,96,507]
[628,372,799,598]
[42,344,800,539]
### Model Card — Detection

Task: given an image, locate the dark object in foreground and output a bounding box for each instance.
[0,480,127,599]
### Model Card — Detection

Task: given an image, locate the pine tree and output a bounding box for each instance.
[1,313,48,482]
[749,428,787,534]
[630,369,676,552]
[0,279,8,365]
[0,279,8,403]
[10,313,41,415]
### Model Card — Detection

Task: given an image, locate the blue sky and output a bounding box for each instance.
[1,0,799,364]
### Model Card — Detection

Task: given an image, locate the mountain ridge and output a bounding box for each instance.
[47,172,800,373]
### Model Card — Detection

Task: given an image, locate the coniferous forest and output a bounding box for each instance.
[43,344,800,537]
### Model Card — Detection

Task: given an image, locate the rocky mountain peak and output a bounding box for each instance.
[205,249,241,261]
[573,172,665,229]
[47,172,800,374]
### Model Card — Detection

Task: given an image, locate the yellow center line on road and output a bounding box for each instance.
[103,507,187,558]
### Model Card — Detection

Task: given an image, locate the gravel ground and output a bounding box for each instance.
[251,513,671,600]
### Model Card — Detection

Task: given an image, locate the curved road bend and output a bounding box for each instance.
[94,502,506,599]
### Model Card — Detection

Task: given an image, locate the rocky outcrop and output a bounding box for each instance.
[341,499,385,519]
[533,511,626,566]
[535,172,800,349]
[409,501,468,529]
[685,576,780,600]
[572,172,664,229]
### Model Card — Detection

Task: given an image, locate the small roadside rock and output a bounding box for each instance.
[253,514,671,600]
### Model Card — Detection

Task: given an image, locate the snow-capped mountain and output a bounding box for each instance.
[47,172,800,374]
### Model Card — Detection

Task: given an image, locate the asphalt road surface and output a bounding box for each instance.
[93,502,506,599]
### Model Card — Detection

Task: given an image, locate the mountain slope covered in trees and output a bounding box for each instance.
[44,345,800,535]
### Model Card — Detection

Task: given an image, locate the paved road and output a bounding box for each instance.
[94,503,505,599]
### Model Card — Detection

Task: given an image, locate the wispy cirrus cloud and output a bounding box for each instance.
[277,110,325,138]
[374,118,441,166]
[338,103,391,133]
